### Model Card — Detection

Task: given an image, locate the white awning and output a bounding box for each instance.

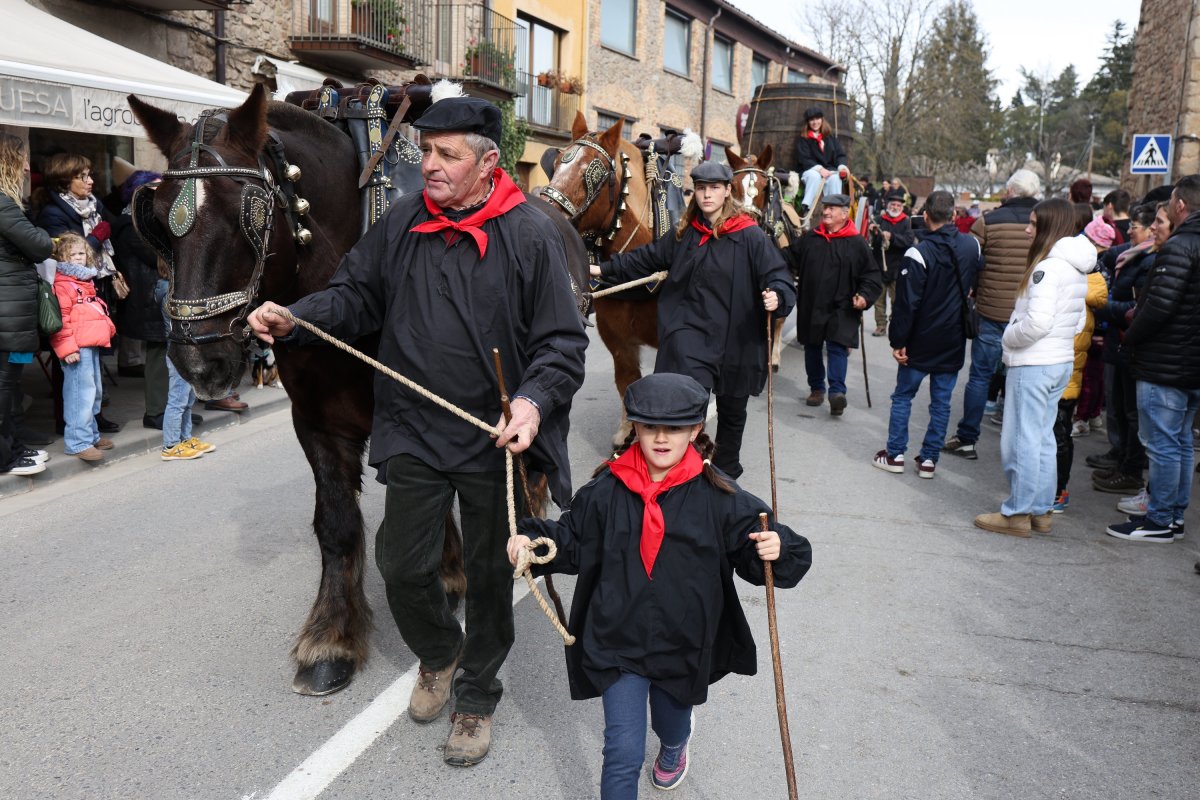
[251,56,338,100]
[0,1,246,138]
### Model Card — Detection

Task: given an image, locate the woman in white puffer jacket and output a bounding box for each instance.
[976,198,1093,537]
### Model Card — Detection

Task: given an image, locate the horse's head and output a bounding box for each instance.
[728,144,774,217]
[540,111,636,239]
[128,85,309,398]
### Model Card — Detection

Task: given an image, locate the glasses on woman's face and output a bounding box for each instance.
[73,171,93,182]
[1129,223,1145,232]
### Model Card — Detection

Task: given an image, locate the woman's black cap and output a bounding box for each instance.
[413,96,503,148]
[804,105,825,121]
[624,374,710,426]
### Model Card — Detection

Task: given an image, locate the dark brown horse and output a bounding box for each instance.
[128,83,589,696]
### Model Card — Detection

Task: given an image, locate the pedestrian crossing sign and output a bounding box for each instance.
[1130,134,1171,174]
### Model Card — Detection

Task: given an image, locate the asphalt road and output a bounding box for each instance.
[1,324,1196,800]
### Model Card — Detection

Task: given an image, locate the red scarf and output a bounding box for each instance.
[690,213,757,246]
[813,219,860,240]
[806,129,825,153]
[409,168,525,258]
[881,211,908,224]
[608,443,704,579]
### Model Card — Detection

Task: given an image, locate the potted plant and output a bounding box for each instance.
[463,39,516,86]
[557,75,584,95]
[351,0,406,46]
[536,70,558,89]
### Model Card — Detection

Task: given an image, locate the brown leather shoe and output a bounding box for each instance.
[204,397,249,412]
[444,712,492,766]
[72,447,104,462]
[974,512,1031,538]
[1031,513,1053,534]
[94,438,114,450]
[408,654,460,723]
[804,389,825,407]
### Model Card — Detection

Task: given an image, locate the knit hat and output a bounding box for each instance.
[1083,217,1116,248]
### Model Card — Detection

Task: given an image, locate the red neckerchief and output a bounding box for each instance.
[882,211,908,224]
[608,443,704,579]
[690,213,757,246]
[813,219,860,240]
[806,129,825,153]
[409,168,525,258]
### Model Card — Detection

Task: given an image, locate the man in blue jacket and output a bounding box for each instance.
[872,191,981,478]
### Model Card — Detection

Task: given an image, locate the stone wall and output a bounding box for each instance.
[1124,0,1200,193]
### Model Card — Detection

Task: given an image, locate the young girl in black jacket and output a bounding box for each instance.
[509,373,812,799]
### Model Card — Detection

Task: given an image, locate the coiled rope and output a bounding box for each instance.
[273,307,575,645]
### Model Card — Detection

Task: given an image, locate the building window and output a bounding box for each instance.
[708,139,731,165]
[663,8,690,76]
[600,0,636,54]
[516,15,563,129]
[596,110,635,140]
[752,55,768,90]
[712,35,733,92]
[787,69,809,84]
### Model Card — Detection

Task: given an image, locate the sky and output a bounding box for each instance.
[724,0,1143,101]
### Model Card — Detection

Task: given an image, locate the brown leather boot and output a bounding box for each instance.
[974,512,1032,538]
[1031,513,1053,534]
[804,389,825,407]
[444,712,492,766]
[408,653,460,723]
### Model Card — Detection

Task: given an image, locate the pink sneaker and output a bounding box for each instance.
[651,712,694,790]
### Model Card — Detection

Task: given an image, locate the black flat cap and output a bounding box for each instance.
[823,193,851,207]
[691,161,733,184]
[804,105,825,121]
[884,191,906,203]
[413,96,502,148]
[624,374,709,426]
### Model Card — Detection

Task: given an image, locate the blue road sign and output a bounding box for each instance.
[1131,135,1171,174]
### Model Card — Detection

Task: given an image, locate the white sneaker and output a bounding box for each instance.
[1070,420,1090,437]
[3,456,46,476]
[917,459,936,479]
[1089,416,1105,431]
[1116,488,1149,516]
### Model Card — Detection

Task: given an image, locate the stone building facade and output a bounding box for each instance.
[1125,0,1200,194]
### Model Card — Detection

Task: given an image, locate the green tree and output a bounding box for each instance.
[497,99,528,177]
[1080,20,1135,176]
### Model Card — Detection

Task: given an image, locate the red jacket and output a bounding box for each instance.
[50,274,115,359]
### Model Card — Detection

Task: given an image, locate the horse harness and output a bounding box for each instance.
[132,109,310,346]
[733,164,795,244]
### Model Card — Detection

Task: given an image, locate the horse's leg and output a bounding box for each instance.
[290,417,373,696]
[595,297,645,446]
[440,513,466,611]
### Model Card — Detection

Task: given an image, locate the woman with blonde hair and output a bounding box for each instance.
[0,133,54,475]
[591,161,795,477]
[976,198,1095,537]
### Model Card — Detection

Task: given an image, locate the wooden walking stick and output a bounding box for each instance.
[859,316,872,409]
[492,349,569,628]
[763,312,799,799]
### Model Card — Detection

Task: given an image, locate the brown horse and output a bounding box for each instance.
[540,112,663,444]
[128,84,588,696]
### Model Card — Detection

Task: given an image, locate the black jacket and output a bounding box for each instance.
[287,188,588,506]
[1124,212,1200,388]
[1094,245,1154,367]
[888,224,982,373]
[788,226,882,348]
[35,192,117,257]
[602,219,795,397]
[794,133,847,174]
[872,213,915,282]
[112,214,166,343]
[0,193,53,353]
[520,469,811,705]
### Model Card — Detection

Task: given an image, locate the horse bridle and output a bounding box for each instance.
[541,134,631,248]
[132,109,307,346]
[733,165,790,240]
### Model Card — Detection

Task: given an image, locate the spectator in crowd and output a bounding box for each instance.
[1051,219,1110,512]
[944,168,1042,459]
[975,198,1090,537]
[1088,204,1161,504]
[872,191,981,479]
[1069,217,1117,438]
[1069,178,1093,206]
[154,272,214,462]
[1102,189,1132,243]
[49,234,116,463]
[593,161,795,479]
[795,107,848,215]
[1106,177,1200,543]
[870,191,914,337]
[0,133,53,476]
[789,193,881,416]
[954,206,975,234]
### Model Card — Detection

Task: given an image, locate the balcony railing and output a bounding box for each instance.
[425,3,523,97]
[289,0,428,73]
[515,71,581,133]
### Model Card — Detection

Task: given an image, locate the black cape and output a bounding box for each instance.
[788,229,882,349]
[601,221,796,397]
[520,470,812,706]
[871,214,915,283]
[287,189,588,506]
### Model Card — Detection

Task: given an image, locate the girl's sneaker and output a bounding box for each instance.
[1070,419,1090,437]
[651,712,695,790]
[161,442,203,461]
[1052,490,1070,513]
[1089,416,1105,431]
[2,456,46,476]
[1116,488,1148,516]
[185,437,216,454]
[17,448,49,464]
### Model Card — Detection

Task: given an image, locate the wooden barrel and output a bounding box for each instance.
[740,83,855,174]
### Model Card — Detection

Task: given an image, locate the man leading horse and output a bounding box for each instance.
[248,95,588,768]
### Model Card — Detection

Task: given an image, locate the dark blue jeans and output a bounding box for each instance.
[886,365,958,463]
[954,318,1005,444]
[804,341,849,395]
[600,672,692,799]
[1136,381,1200,526]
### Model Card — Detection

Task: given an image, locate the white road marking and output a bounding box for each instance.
[264,578,535,800]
